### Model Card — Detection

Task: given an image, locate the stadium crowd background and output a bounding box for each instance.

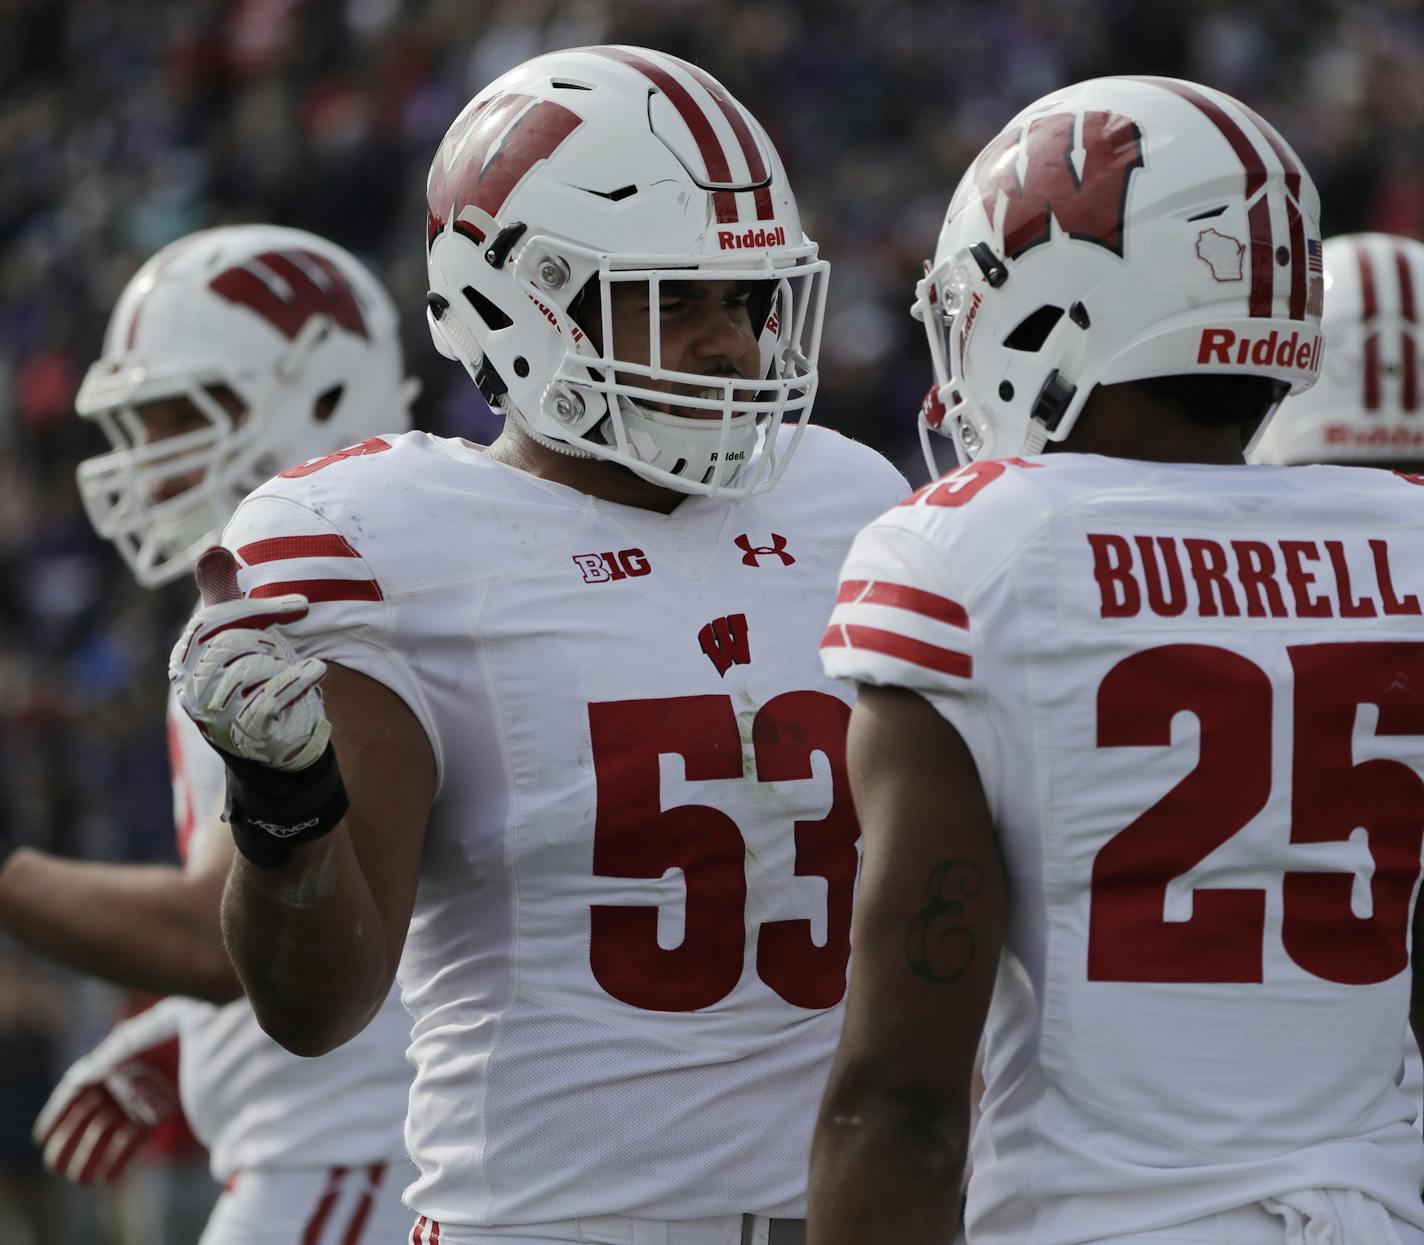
[2,0,1423,1239]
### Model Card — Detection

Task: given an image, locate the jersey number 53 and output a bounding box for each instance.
[587,691,858,1012]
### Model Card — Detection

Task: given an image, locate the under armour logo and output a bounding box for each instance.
[734,533,795,567]
[699,613,750,676]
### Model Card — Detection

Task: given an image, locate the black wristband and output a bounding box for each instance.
[223,743,350,869]
[0,829,17,879]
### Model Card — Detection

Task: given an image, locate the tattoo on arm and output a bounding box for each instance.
[905,859,984,983]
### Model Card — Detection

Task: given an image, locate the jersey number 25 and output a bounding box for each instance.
[1089,641,1424,985]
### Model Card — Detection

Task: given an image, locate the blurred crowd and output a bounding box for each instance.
[3,0,1424,1239]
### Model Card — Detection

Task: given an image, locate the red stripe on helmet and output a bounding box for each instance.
[1134,78,1278,316]
[1136,78,1268,195]
[1395,241,1418,412]
[1364,335,1381,411]
[1233,98,1303,201]
[594,48,741,224]
[1252,104,1308,323]
[1246,199,1275,318]
[1285,200,1306,320]
[1358,238,1379,319]
[1358,239,1381,410]
[1395,240,1417,322]
[681,62,776,221]
[1403,330,1418,413]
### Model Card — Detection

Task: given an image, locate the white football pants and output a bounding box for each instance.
[1079,1191,1424,1245]
[198,1160,418,1245]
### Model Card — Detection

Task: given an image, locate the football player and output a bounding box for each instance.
[808,79,1424,1244]
[0,225,421,1243]
[167,46,907,1245]
[1254,232,1424,474]
[1253,229,1424,1132]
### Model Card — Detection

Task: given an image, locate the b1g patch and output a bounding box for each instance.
[572,548,651,583]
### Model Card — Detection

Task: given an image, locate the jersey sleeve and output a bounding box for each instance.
[820,518,977,699]
[820,513,1005,805]
[220,490,445,789]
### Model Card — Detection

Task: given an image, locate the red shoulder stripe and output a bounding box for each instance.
[820,623,972,679]
[237,535,361,565]
[836,579,970,630]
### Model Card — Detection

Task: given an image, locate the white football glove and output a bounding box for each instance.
[168,547,331,773]
[34,1000,188,1185]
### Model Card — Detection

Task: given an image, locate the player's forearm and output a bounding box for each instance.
[220,826,391,1056]
[808,1070,968,1245]
[0,850,238,1000]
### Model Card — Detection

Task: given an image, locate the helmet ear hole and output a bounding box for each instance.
[314,386,343,423]
[463,286,513,331]
[1004,305,1065,352]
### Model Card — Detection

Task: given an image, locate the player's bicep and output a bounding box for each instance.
[836,683,1005,1110]
[322,661,435,981]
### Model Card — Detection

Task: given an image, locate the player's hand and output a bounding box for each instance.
[34,1006,184,1185]
[168,547,330,773]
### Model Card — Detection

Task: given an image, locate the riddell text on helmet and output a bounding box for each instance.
[1196,327,1323,372]
[717,225,787,251]
[1326,424,1424,449]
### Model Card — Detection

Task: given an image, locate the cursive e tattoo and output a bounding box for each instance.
[905,859,983,983]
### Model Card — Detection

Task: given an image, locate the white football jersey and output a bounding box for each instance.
[218,426,908,1225]
[821,454,1424,1245]
[166,691,413,1183]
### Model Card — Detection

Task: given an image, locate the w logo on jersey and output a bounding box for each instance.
[427,94,584,249]
[209,250,369,341]
[974,111,1144,259]
[699,613,750,676]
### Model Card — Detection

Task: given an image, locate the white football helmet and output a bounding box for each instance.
[76,225,416,587]
[913,76,1323,469]
[1253,233,1424,465]
[424,45,829,496]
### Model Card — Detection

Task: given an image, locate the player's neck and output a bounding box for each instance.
[1057,384,1252,465]
[485,424,688,514]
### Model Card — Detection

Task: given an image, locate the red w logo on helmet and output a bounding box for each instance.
[209,250,369,341]
[976,111,1144,259]
[426,94,584,249]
